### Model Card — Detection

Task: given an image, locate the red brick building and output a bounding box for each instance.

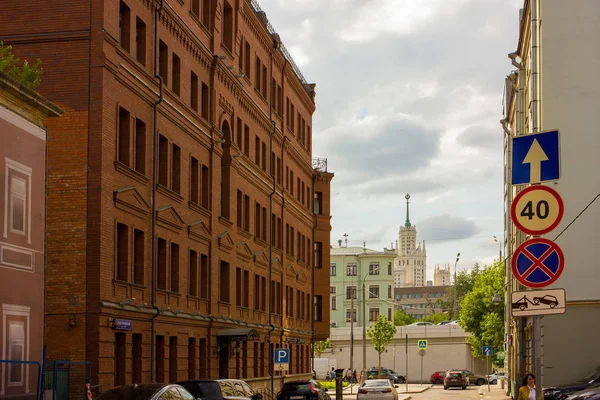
[0,73,62,398]
[0,0,332,391]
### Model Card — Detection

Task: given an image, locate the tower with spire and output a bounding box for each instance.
[394,194,427,287]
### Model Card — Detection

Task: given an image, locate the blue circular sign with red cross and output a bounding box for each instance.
[512,238,565,288]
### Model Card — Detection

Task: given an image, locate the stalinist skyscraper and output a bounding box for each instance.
[394,194,427,287]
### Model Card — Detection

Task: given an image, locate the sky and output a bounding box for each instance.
[258,0,523,278]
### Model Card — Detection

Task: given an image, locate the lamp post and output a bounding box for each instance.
[452,253,461,320]
[493,236,502,261]
[360,268,372,383]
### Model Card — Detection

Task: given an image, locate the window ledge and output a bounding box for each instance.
[254,88,268,105]
[188,12,210,35]
[220,43,234,61]
[218,216,233,228]
[254,237,268,248]
[187,295,209,302]
[114,161,149,184]
[156,184,184,203]
[156,289,182,297]
[189,201,211,218]
[237,228,252,240]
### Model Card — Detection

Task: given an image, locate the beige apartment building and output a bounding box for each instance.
[502,0,600,394]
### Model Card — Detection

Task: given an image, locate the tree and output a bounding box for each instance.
[459,261,505,358]
[441,263,481,316]
[0,42,42,89]
[366,315,397,378]
[420,312,451,325]
[311,339,330,358]
[393,309,415,326]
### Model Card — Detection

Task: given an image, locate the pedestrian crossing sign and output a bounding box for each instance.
[418,340,428,349]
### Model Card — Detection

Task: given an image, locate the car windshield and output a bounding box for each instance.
[178,382,222,400]
[97,384,165,400]
[448,373,462,378]
[281,383,311,394]
[364,380,390,387]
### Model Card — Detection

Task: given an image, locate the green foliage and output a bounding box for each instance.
[0,42,42,89]
[318,381,349,390]
[367,315,397,354]
[420,312,451,325]
[459,262,505,358]
[441,263,481,314]
[311,339,330,357]
[393,309,415,326]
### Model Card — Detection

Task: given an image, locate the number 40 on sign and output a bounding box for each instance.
[511,185,564,236]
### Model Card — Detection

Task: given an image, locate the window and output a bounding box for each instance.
[236,267,242,307]
[134,118,146,174]
[262,64,267,97]
[313,295,322,322]
[115,332,126,386]
[244,195,250,231]
[261,277,267,311]
[200,254,209,299]
[201,164,209,209]
[346,264,357,276]
[313,191,322,214]
[170,242,179,292]
[192,0,200,18]
[222,1,233,52]
[158,135,168,186]
[135,17,146,65]
[156,335,165,382]
[191,71,199,111]
[133,229,144,285]
[132,333,142,383]
[254,136,260,165]
[191,157,199,204]
[159,40,168,85]
[369,307,380,321]
[188,337,196,379]
[189,250,198,296]
[254,202,261,238]
[345,309,356,323]
[330,263,336,276]
[8,174,26,237]
[314,242,322,268]
[254,274,261,310]
[369,285,379,299]
[119,1,131,51]
[244,125,250,156]
[171,143,181,193]
[388,262,392,275]
[244,41,251,76]
[330,287,336,310]
[262,206,267,241]
[220,261,230,302]
[236,190,243,228]
[261,142,267,171]
[118,106,131,165]
[170,336,178,382]
[8,320,25,385]
[369,263,380,275]
[201,82,209,119]
[388,308,392,321]
[116,223,128,281]
[346,286,357,300]
[199,338,207,378]
[157,238,167,289]
[202,0,210,27]
[388,285,392,299]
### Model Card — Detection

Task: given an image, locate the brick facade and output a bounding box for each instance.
[0,0,332,390]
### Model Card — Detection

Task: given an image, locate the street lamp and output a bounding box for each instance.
[361,267,374,383]
[493,236,502,261]
[453,253,460,320]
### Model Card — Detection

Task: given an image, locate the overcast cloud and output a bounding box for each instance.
[259,0,522,276]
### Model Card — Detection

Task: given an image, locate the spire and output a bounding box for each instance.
[404,193,411,228]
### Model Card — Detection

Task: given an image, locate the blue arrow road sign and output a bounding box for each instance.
[482,346,493,356]
[512,130,560,185]
[274,348,290,364]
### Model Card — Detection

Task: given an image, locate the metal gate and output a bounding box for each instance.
[43,361,91,400]
[0,359,42,399]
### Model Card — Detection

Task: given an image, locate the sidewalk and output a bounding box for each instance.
[474,385,512,399]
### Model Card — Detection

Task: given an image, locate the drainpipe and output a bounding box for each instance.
[268,34,279,397]
[150,0,164,383]
[310,174,317,380]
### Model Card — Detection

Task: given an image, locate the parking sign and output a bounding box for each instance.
[274,348,290,371]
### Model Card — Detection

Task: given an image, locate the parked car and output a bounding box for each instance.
[357,379,399,400]
[486,372,505,384]
[97,384,196,400]
[448,320,461,326]
[444,371,468,390]
[407,322,433,326]
[544,366,600,400]
[276,380,330,400]
[462,370,488,386]
[367,367,406,384]
[437,321,451,325]
[564,383,600,400]
[430,371,446,384]
[178,379,263,400]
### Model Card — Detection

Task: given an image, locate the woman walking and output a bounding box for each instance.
[518,373,543,400]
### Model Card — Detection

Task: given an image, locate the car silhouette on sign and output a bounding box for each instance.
[532,295,559,308]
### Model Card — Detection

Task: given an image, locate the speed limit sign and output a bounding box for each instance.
[511,185,564,235]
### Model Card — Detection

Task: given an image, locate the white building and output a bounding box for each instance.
[394,194,427,287]
[433,264,452,286]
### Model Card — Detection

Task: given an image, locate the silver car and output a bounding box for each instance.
[357,379,398,400]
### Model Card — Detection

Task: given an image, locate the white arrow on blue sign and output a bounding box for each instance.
[512,130,560,185]
[482,346,493,356]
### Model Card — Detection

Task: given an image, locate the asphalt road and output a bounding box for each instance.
[409,385,509,400]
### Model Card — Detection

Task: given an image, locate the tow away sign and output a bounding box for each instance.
[511,288,566,317]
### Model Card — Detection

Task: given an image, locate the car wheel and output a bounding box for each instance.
[476,379,485,386]
[434,379,441,384]
[520,305,526,311]
[397,377,405,384]
[444,386,448,390]
[492,380,497,385]
[550,303,556,308]
[533,299,540,305]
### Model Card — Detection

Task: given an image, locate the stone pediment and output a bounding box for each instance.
[285,263,297,278]
[296,270,308,284]
[113,187,150,218]
[272,256,283,272]
[254,250,269,268]
[156,205,185,232]
[218,231,234,252]
[236,242,253,262]
[188,220,211,244]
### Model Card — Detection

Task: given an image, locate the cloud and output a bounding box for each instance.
[415,214,482,242]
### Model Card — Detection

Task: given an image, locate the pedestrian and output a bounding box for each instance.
[517,373,543,400]
[330,367,335,382]
[353,369,357,383]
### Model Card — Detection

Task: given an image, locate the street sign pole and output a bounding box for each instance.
[534,315,542,400]
[488,355,491,392]
[405,334,408,393]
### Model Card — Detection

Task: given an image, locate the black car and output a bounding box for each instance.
[178,379,263,400]
[544,366,600,400]
[97,384,196,400]
[276,380,330,400]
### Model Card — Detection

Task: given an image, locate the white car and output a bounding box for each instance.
[486,372,505,384]
[408,322,433,326]
[357,379,399,400]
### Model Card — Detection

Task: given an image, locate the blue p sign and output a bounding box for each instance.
[274,348,290,364]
